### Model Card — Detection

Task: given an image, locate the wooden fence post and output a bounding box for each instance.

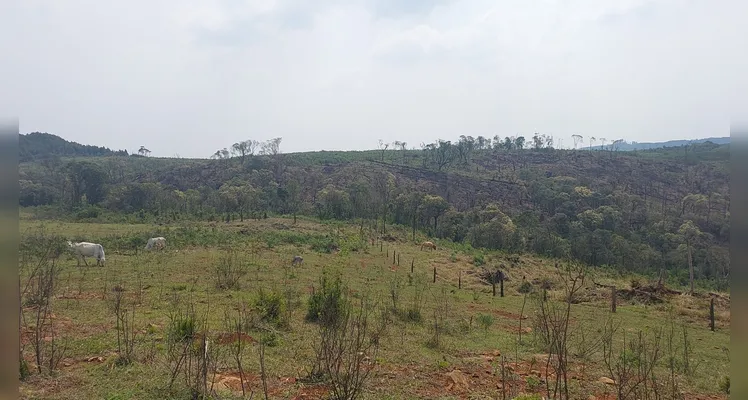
[710,298,715,331]
[433,267,437,283]
[411,259,414,273]
[380,242,383,252]
[397,253,400,266]
[492,281,496,297]
[393,250,396,264]
[500,272,504,298]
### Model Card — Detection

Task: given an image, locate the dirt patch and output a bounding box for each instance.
[214,332,256,345]
[289,383,329,400]
[378,233,399,242]
[617,285,670,304]
[212,370,329,400]
[56,292,102,301]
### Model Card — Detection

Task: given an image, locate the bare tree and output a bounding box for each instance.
[589,136,596,150]
[378,139,390,162]
[572,134,583,150]
[679,220,702,294]
[532,262,588,400]
[232,140,258,164]
[260,137,282,156]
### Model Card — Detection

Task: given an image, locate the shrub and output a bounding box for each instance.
[473,253,485,266]
[476,313,494,335]
[214,250,248,290]
[306,273,346,328]
[518,281,533,294]
[253,289,286,328]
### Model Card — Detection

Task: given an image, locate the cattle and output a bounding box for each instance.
[291,255,303,266]
[145,236,167,251]
[68,241,106,266]
[420,241,437,251]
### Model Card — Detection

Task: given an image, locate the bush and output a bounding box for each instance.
[306,273,346,328]
[518,281,533,294]
[473,253,485,266]
[167,312,197,343]
[74,206,101,221]
[253,289,286,327]
[525,375,541,391]
[214,251,248,290]
[260,332,280,348]
[476,313,494,335]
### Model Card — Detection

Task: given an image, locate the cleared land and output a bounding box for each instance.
[19,217,730,400]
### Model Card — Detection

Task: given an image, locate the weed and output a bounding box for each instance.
[526,375,541,391]
[214,250,248,290]
[253,288,287,328]
[473,253,485,266]
[518,281,533,294]
[476,313,494,336]
[306,272,346,328]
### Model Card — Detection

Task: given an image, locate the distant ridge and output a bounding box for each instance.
[584,136,730,151]
[19,132,129,162]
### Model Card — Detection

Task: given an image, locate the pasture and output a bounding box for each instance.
[19,217,730,400]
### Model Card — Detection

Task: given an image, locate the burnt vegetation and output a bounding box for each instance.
[19,133,730,292]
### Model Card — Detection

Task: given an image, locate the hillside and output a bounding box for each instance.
[19,132,129,162]
[18,133,730,291]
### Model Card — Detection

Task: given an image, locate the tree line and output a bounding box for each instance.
[18,134,730,291]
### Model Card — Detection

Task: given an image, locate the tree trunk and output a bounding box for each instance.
[687,240,694,294]
[412,215,416,241]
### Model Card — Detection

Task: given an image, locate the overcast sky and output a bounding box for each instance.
[1,0,746,157]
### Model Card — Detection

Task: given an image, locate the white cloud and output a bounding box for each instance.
[1,0,745,156]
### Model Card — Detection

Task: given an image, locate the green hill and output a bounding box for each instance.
[18,134,730,291]
[19,131,129,162]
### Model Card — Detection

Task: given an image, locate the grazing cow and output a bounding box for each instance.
[291,256,303,266]
[420,241,437,251]
[145,236,167,251]
[68,241,106,266]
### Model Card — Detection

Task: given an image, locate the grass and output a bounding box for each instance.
[18,217,730,400]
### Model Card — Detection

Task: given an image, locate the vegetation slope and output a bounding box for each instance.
[19,133,730,293]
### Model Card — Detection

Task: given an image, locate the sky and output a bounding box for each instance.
[1,0,746,157]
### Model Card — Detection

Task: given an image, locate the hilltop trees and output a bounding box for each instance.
[17,132,731,292]
[232,140,259,164]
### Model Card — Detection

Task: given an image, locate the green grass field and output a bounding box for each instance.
[18,217,730,400]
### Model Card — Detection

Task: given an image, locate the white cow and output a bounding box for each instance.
[145,237,167,251]
[68,241,106,266]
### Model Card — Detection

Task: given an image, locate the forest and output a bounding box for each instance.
[18,132,731,291]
